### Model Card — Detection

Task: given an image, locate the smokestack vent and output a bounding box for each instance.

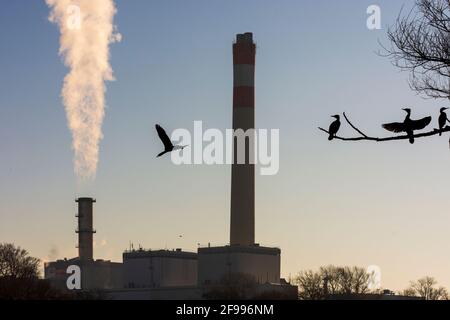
[236,32,253,43]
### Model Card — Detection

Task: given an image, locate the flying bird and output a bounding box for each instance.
[382,108,431,144]
[155,124,187,157]
[438,107,449,136]
[328,115,341,141]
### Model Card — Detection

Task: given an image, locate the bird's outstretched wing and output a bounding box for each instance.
[410,116,432,130]
[155,124,173,150]
[382,122,405,133]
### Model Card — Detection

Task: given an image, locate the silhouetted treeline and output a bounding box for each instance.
[0,243,100,299]
[402,276,448,300]
[294,265,372,300]
[295,265,449,300]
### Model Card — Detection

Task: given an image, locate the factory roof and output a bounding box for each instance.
[198,244,280,255]
[123,248,197,260]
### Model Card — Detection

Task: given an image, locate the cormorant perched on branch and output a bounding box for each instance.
[328,115,341,141]
[438,107,449,136]
[382,108,431,144]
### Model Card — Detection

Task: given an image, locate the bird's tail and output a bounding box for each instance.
[157,151,168,157]
[409,136,414,144]
[328,134,334,141]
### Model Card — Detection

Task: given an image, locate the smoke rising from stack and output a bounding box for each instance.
[47,0,121,179]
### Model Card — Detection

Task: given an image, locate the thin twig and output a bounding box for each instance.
[343,112,369,138]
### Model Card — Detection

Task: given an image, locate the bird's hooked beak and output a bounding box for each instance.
[441,107,449,112]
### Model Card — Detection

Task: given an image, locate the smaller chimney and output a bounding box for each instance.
[76,197,96,261]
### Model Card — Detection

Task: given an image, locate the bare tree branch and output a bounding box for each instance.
[343,112,368,138]
[318,113,450,142]
[380,0,450,100]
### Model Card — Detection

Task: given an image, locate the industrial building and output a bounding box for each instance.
[45,257,123,291]
[45,32,297,299]
[198,245,281,286]
[44,198,123,290]
[123,249,198,288]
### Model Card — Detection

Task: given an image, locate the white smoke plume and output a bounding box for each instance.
[47,0,121,179]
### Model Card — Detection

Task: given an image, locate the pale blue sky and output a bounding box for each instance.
[1,0,450,291]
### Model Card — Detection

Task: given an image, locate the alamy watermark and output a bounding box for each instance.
[168,121,280,176]
[367,264,382,290]
[66,265,81,290]
[367,5,382,30]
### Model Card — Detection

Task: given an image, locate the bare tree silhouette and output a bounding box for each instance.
[0,243,40,279]
[402,276,449,300]
[0,243,95,299]
[295,265,373,300]
[381,0,450,100]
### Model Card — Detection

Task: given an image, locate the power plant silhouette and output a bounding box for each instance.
[44,33,297,299]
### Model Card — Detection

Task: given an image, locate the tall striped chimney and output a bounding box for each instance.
[230,32,256,246]
[76,197,96,260]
